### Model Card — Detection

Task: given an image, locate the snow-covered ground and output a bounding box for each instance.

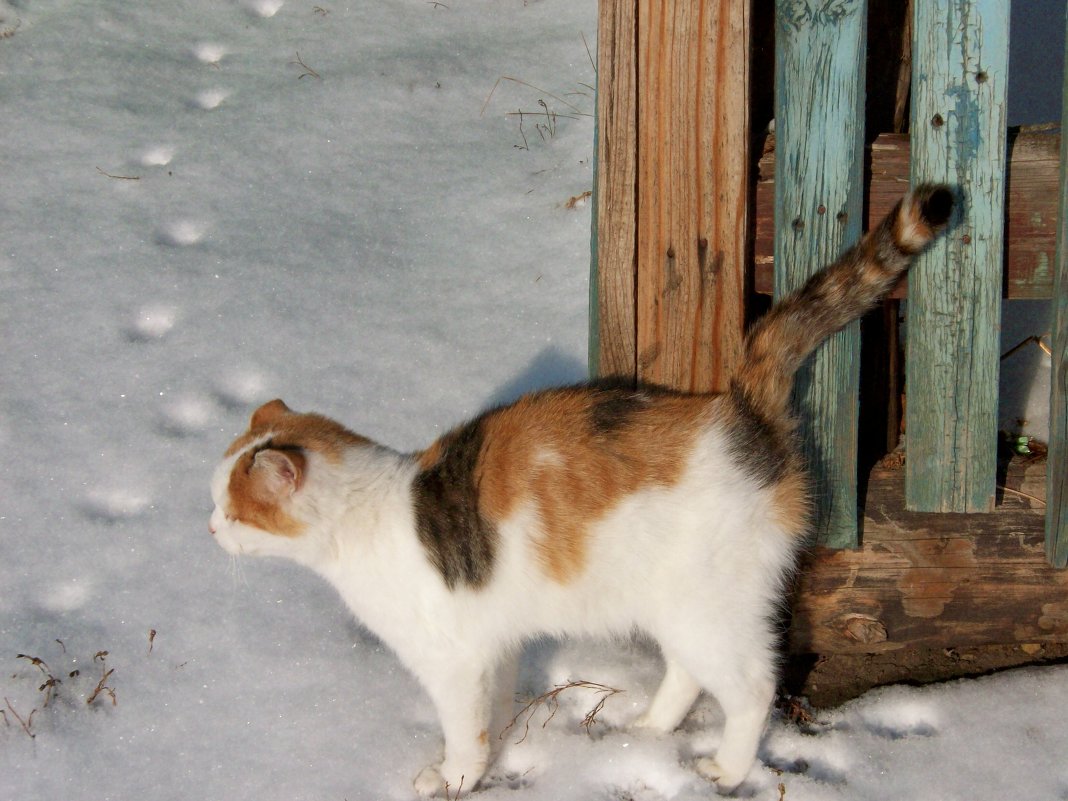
[2,1,1065,800]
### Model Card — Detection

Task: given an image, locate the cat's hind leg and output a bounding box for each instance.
[633,655,701,732]
[692,673,775,793]
[657,619,777,793]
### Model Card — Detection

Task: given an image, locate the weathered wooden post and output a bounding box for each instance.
[1048,5,1068,568]
[773,0,867,548]
[592,0,750,393]
[906,0,1009,513]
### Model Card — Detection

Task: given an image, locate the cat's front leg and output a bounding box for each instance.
[412,660,496,798]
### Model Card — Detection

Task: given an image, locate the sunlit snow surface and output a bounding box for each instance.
[1,1,1065,800]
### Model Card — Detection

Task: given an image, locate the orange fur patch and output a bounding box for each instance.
[226,449,306,537]
[222,400,372,537]
[417,438,443,471]
[225,400,371,461]
[768,469,811,538]
[471,387,715,583]
[892,198,933,254]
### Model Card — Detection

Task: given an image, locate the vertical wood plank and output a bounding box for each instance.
[906,0,1008,513]
[774,0,868,548]
[1047,6,1068,568]
[633,0,749,393]
[593,0,639,381]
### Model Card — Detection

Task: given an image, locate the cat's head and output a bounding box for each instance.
[209,399,371,564]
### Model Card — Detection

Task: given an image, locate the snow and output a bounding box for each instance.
[1,1,1064,800]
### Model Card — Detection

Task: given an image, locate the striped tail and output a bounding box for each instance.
[730,183,954,428]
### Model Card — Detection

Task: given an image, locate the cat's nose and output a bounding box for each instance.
[208,521,217,535]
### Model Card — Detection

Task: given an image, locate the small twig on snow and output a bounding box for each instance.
[4,697,36,739]
[290,51,321,79]
[96,166,141,181]
[500,680,623,744]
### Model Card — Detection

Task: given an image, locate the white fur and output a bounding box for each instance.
[210,420,801,797]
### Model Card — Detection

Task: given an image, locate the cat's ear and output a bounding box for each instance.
[252,448,306,498]
[251,399,292,429]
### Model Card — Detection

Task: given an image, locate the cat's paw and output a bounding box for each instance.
[695,757,747,795]
[414,764,473,798]
[413,765,447,798]
[632,711,672,733]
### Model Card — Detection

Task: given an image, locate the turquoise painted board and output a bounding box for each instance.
[774,0,867,548]
[1048,6,1068,568]
[906,0,1008,513]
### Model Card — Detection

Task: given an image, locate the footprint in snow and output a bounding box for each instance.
[126,303,178,341]
[82,486,154,523]
[192,88,229,110]
[140,145,175,167]
[213,368,271,409]
[156,219,207,247]
[38,579,93,614]
[763,753,847,786]
[860,703,940,740]
[159,393,216,437]
[243,0,284,18]
[479,770,535,793]
[192,42,227,67]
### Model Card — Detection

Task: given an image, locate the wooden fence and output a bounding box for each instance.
[591,1,1068,652]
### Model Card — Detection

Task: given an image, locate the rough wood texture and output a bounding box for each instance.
[773,0,867,548]
[753,130,1060,299]
[905,0,1008,513]
[790,458,1066,653]
[1049,15,1068,568]
[592,0,638,380]
[631,0,749,393]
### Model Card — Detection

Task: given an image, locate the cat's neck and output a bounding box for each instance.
[312,446,452,638]
[289,443,418,573]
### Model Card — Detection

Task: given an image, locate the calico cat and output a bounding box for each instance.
[208,185,953,796]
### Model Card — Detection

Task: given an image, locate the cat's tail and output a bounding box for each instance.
[730,183,954,428]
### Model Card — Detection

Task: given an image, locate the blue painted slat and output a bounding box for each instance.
[774,0,867,548]
[906,0,1009,513]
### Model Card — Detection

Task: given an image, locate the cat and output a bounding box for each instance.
[208,184,953,797]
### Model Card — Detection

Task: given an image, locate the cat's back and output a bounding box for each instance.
[412,381,759,587]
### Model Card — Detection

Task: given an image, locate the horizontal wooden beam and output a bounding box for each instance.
[789,457,1065,654]
[754,129,1060,299]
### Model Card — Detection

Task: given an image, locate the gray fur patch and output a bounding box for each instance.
[725,380,794,487]
[412,418,497,589]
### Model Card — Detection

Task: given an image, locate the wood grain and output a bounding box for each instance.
[773,0,867,548]
[632,0,749,393]
[592,0,639,381]
[753,130,1061,299]
[790,458,1067,653]
[905,0,1008,513]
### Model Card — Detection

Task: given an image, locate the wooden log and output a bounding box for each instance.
[632,0,749,393]
[773,0,867,548]
[591,0,639,380]
[905,0,1008,513]
[790,458,1066,653]
[1048,11,1068,568]
[753,130,1061,299]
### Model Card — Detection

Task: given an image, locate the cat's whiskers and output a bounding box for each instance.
[229,553,250,590]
